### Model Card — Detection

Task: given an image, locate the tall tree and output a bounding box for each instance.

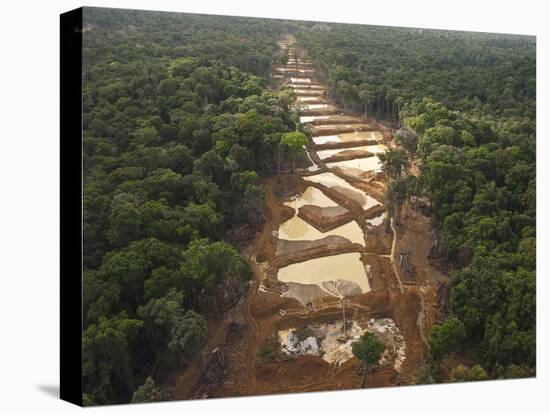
[169,310,207,368]
[379,148,410,180]
[351,332,385,388]
[280,131,308,173]
[429,317,466,361]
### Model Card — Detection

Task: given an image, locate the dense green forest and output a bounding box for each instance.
[296,25,535,379]
[81,9,308,405]
[81,9,535,405]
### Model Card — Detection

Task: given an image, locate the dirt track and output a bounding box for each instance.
[171,34,446,401]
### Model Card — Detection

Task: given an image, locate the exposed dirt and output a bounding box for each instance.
[365,222,393,255]
[275,235,352,257]
[304,114,361,123]
[298,204,353,232]
[170,35,447,401]
[323,149,376,163]
[311,123,377,136]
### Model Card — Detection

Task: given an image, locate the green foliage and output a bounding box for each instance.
[258,346,277,362]
[495,364,535,379]
[80,6,536,402]
[169,310,207,365]
[395,128,418,159]
[280,131,308,154]
[297,26,534,122]
[352,332,385,368]
[429,317,466,360]
[131,377,166,403]
[81,9,303,404]
[281,131,308,172]
[83,312,143,405]
[415,364,436,385]
[352,332,385,387]
[379,148,410,180]
[449,364,489,383]
[181,238,253,294]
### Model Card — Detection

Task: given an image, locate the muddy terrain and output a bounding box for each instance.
[171,34,447,401]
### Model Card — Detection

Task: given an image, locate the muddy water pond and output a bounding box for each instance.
[297,96,326,103]
[316,145,386,160]
[304,172,381,210]
[312,131,383,145]
[293,90,325,97]
[290,77,312,83]
[300,103,333,110]
[284,186,337,209]
[278,217,365,245]
[367,213,385,227]
[326,155,382,173]
[289,84,325,90]
[300,115,330,124]
[277,252,370,292]
[279,187,364,244]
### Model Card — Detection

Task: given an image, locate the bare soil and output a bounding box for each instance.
[169,37,447,401]
[298,204,353,232]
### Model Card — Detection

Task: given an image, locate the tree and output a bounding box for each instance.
[178,202,223,242]
[387,177,409,226]
[83,270,121,326]
[351,332,385,387]
[193,150,226,185]
[83,312,143,404]
[395,128,418,161]
[280,131,308,173]
[168,310,207,367]
[180,238,252,310]
[107,200,142,248]
[429,317,466,360]
[449,364,488,382]
[132,126,160,147]
[137,289,185,355]
[379,148,410,180]
[131,377,166,403]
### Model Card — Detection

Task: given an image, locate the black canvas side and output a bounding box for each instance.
[60,7,83,407]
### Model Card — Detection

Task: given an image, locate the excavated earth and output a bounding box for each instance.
[171,35,447,401]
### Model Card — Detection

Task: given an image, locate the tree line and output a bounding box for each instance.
[81,9,310,405]
[299,24,536,381]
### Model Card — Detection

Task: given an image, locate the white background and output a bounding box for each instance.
[0,0,548,412]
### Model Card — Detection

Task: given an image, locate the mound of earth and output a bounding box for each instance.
[365,224,392,255]
[311,123,375,136]
[297,204,353,232]
[275,235,352,257]
[321,279,363,297]
[307,115,364,125]
[323,150,374,163]
[282,282,328,306]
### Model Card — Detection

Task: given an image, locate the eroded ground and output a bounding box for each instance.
[171,34,446,401]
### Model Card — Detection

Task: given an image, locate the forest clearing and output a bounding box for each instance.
[80,10,535,405]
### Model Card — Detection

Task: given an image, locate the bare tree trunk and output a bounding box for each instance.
[385,212,392,234]
[277,145,281,177]
[395,202,403,226]
[361,367,368,388]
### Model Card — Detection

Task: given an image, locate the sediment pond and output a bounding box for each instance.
[312,131,383,145]
[316,145,386,160]
[326,155,382,173]
[304,172,381,210]
[277,252,370,293]
[278,187,365,245]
